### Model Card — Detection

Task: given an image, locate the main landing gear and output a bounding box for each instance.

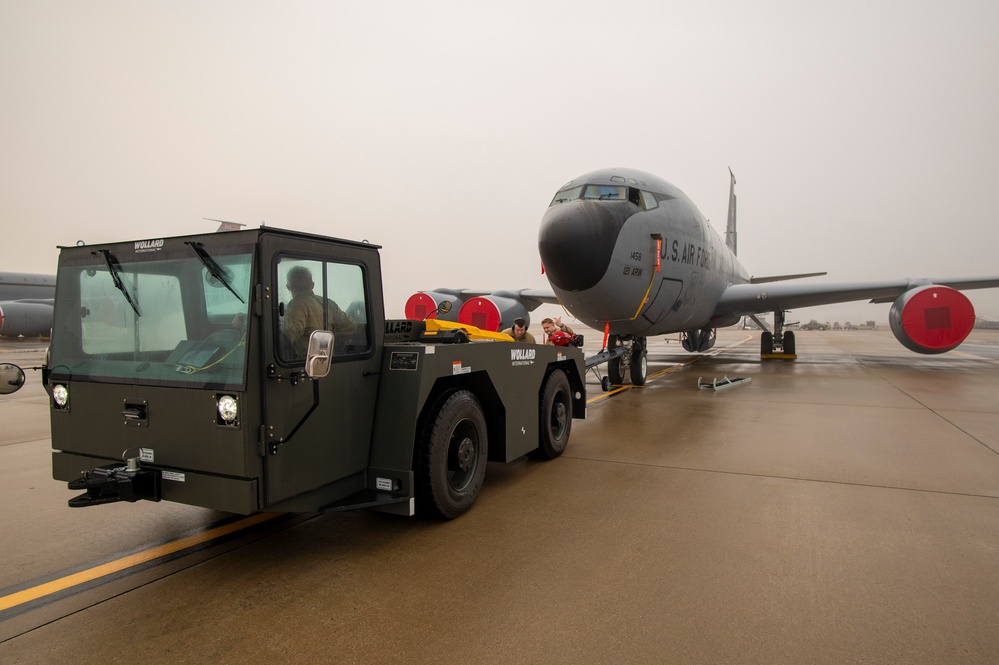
[761,309,796,357]
[602,335,647,388]
[585,334,647,391]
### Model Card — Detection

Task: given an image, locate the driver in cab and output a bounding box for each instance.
[283,266,355,356]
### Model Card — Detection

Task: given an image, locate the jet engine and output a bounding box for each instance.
[0,301,53,337]
[404,290,464,322]
[888,285,975,354]
[681,328,716,352]
[458,292,529,332]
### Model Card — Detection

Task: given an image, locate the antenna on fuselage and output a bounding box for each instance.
[725,167,737,255]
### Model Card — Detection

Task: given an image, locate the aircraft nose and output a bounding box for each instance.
[538,200,632,292]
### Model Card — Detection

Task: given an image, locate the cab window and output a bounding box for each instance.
[276,257,370,363]
[81,272,186,355]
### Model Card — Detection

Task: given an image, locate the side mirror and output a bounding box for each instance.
[304,330,334,379]
[0,363,26,395]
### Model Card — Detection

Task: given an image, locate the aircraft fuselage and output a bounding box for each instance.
[0,272,56,337]
[538,168,748,338]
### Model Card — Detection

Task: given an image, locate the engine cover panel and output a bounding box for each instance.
[889,285,974,354]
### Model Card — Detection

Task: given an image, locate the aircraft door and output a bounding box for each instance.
[259,237,380,507]
[640,278,683,327]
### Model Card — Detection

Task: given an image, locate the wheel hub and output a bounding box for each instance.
[554,402,566,430]
[455,437,474,472]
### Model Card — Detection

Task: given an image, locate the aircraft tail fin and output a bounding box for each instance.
[726,168,737,255]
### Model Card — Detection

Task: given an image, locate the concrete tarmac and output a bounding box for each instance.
[1,329,998,664]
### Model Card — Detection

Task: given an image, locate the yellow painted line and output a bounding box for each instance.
[586,335,753,405]
[0,511,282,612]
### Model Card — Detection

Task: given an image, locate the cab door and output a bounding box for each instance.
[258,233,383,507]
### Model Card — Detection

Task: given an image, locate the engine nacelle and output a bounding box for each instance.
[888,285,975,354]
[404,290,464,322]
[458,292,529,332]
[0,301,53,337]
[681,328,716,352]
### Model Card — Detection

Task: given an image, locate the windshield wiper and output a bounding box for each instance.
[94,249,140,317]
[185,241,245,303]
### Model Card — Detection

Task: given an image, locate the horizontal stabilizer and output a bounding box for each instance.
[749,272,827,284]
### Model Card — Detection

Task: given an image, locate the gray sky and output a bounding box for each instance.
[3,0,998,325]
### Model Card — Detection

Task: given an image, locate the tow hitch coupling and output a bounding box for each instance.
[67,461,162,507]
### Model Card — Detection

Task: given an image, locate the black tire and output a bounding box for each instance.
[630,343,647,386]
[761,331,774,355]
[601,376,612,392]
[416,390,488,519]
[607,335,625,385]
[782,331,796,355]
[608,357,625,385]
[533,369,572,460]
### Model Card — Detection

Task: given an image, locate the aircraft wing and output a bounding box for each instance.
[714,276,999,319]
[440,288,557,304]
[508,289,560,309]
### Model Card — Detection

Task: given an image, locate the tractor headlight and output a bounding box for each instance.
[52,384,69,408]
[217,394,238,424]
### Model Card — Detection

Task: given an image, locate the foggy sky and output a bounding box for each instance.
[2,0,998,327]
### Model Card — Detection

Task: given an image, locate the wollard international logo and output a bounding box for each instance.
[134,239,165,253]
[510,348,536,366]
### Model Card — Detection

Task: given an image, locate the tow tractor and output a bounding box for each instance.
[0,227,585,519]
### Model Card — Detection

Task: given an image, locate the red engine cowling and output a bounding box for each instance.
[888,285,975,354]
[458,292,529,332]
[0,301,53,337]
[404,290,464,322]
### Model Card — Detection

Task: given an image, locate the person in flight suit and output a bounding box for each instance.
[500,317,537,344]
[283,266,355,356]
[541,316,574,345]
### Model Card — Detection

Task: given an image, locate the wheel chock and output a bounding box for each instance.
[697,375,752,391]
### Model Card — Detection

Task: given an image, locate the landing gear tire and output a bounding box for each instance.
[782,331,796,355]
[416,390,488,520]
[630,343,647,386]
[761,331,774,355]
[531,369,572,460]
[607,335,625,385]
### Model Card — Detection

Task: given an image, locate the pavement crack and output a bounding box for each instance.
[561,454,999,501]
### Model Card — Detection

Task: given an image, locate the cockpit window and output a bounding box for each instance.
[550,183,662,208]
[582,185,626,201]
[549,185,583,206]
[640,190,658,210]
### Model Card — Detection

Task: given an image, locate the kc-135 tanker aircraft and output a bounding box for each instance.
[406,168,999,387]
[0,272,55,337]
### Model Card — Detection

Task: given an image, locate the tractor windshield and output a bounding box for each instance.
[49,241,254,390]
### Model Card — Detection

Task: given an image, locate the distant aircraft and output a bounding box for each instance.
[407,168,999,386]
[0,272,55,337]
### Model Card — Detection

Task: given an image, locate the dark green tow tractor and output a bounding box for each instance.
[2,227,585,519]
